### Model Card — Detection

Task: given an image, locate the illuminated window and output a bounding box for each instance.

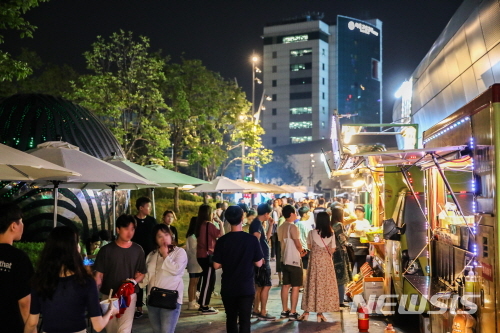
[283,34,308,44]
[290,107,312,114]
[289,121,313,129]
[290,63,312,71]
[290,48,312,57]
[291,136,312,144]
[322,121,325,128]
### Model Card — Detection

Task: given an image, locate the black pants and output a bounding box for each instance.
[222,295,254,333]
[270,233,277,258]
[137,287,144,307]
[354,255,367,274]
[197,257,216,306]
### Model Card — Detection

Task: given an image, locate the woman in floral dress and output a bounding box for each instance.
[300,212,339,322]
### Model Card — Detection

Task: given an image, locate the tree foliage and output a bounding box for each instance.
[162,59,272,181]
[0,0,48,82]
[69,30,170,164]
[0,48,78,98]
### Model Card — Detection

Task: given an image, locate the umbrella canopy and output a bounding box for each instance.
[280,185,308,194]
[29,142,157,189]
[104,156,208,217]
[28,141,158,229]
[143,164,210,187]
[0,143,80,181]
[189,176,256,193]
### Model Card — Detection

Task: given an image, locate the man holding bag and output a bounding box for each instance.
[277,205,306,321]
[249,203,275,321]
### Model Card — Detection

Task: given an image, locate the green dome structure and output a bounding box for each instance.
[0,94,128,241]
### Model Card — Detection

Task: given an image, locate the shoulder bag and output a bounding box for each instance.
[320,232,333,256]
[147,252,179,310]
[283,224,301,267]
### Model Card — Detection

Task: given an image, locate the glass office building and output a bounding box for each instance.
[337,16,382,125]
[262,15,382,147]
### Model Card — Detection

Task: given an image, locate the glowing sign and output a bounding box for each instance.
[348,21,379,37]
[283,34,309,43]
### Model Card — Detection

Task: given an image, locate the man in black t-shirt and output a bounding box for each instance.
[213,206,264,333]
[0,203,34,333]
[131,196,156,318]
[313,197,327,225]
[94,214,147,333]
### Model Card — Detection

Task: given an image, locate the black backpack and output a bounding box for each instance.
[383,218,406,241]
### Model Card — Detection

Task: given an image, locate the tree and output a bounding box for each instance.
[0,0,49,82]
[218,113,273,180]
[0,48,78,98]
[69,30,170,164]
[162,59,272,212]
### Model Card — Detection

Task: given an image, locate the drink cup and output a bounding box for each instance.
[100,298,119,314]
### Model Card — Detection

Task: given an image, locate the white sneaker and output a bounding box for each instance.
[188,301,200,310]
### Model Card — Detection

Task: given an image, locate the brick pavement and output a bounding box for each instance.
[124,260,416,333]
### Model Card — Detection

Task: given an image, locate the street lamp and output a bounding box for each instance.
[251,55,259,115]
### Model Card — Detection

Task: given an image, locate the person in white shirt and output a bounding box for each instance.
[347,205,371,274]
[141,224,187,333]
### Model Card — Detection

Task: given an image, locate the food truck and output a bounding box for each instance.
[334,84,500,332]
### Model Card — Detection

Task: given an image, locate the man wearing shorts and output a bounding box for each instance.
[277,205,305,321]
[249,203,275,321]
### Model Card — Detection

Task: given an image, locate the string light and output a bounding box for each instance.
[423,117,471,144]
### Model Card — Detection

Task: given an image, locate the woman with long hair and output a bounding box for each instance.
[299,212,339,322]
[186,216,203,309]
[331,207,353,307]
[24,227,117,333]
[195,204,223,314]
[141,224,187,333]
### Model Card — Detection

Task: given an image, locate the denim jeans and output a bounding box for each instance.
[221,295,254,333]
[148,303,181,333]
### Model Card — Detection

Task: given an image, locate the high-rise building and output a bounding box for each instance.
[261,14,382,148]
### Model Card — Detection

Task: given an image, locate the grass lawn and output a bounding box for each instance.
[131,188,226,246]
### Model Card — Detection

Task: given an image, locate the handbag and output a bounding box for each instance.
[255,264,271,287]
[147,254,179,310]
[283,224,301,267]
[345,242,355,264]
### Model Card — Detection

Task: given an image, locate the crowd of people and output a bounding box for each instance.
[0,194,372,333]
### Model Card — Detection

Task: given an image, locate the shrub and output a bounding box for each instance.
[13,242,44,266]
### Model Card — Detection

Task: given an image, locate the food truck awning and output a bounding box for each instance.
[353,145,467,167]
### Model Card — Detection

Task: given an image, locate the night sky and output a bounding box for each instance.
[3,0,463,121]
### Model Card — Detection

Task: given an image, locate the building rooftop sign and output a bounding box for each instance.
[283,34,309,43]
[348,20,379,36]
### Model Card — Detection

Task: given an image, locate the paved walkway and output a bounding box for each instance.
[128,261,416,333]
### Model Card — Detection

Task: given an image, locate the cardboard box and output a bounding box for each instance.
[363,277,384,313]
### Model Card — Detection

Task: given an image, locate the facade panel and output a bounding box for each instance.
[336,16,382,124]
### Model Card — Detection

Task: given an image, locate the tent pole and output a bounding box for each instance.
[109,185,118,236]
[151,187,156,219]
[52,181,61,228]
